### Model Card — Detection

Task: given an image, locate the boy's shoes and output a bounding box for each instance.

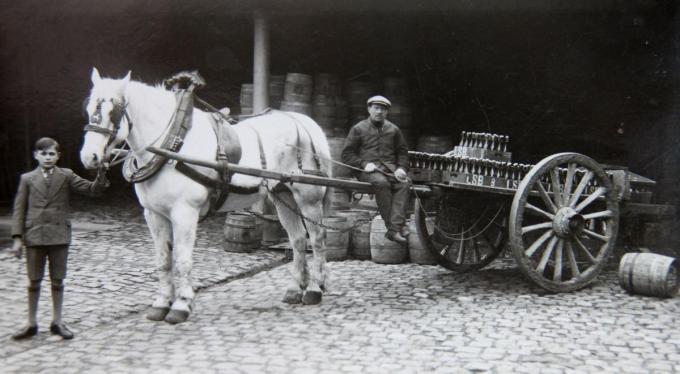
[11,325,38,340]
[50,323,74,340]
[385,231,407,245]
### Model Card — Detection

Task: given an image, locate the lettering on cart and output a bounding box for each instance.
[466,174,485,186]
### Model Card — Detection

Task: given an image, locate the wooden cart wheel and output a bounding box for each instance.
[414,192,507,272]
[509,153,619,292]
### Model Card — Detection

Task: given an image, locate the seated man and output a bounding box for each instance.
[341,95,410,245]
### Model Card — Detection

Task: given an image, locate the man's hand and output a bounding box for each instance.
[364,162,377,173]
[394,168,408,182]
[11,238,23,259]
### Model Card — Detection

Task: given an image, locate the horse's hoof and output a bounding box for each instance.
[146,307,170,321]
[302,290,322,305]
[282,290,303,304]
[164,309,190,324]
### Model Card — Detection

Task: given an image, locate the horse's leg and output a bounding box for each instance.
[272,191,309,304]
[164,204,199,324]
[144,209,174,321]
[293,188,326,305]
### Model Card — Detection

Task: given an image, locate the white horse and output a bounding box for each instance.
[80,68,331,324]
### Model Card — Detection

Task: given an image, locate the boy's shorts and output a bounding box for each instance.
[26,245,69,281]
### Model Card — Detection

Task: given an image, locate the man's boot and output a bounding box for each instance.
[385,230,407,245]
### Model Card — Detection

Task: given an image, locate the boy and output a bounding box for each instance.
[10,137,109,340]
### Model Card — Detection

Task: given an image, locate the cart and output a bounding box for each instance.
[408,132,675,292]
[149,130,674,293]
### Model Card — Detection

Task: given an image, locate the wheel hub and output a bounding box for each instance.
[552,207,585,238]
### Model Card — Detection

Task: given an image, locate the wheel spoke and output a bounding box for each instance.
[553,239,564,281]
[562,163,576,206]
[569,171,593,208]
[582,210,613,220]
[582,228,609,243]
[536,182,558,213]
[574,187,607,213]
[522,221,553,235]
[550,168,563,208]
[472,239,480,263]
[526,203,555,220]
[573,236,596,263]
[525,230,553,257]
[456,239,465,263]
[536,235,558,274]
[566,240,580,276]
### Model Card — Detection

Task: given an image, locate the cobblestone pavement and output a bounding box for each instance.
[1,197,680,373]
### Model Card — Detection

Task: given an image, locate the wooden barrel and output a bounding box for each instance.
[313,95,336,135]
[407,214,437,265]
[314,73,338,97]
[333,210,365,252]
[336,210,372,258]
[323,216,349,261]
[284,73,313,103]
[384,77,409,99]
[327,137,352,178]
[261,214,286,246]
[269,75,285,109]
[351,211,373,260]
[388,103,413,129]
[224,212,259,253]
[416,135,454,154]
[240,83,253,109]
[352,219,372,260]
[400,128,416,150]
[370,215,407,264]
[347,81,372,119]
[618,253,679,298]
[334,97,349,119]
[280,100,312,116]
[329,186,352,211]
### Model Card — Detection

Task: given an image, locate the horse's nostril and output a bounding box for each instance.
[92,153,99,162]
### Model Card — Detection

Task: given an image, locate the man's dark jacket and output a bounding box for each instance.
[341,118,409,173]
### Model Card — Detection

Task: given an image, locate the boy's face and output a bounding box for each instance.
[34,145,60,170]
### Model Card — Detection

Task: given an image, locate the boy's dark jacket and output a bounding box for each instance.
[11,167,105,247]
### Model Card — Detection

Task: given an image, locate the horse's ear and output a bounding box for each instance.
[121,71,131,90]
[91,67,101,84]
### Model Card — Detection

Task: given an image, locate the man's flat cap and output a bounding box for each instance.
[367,95,391,108]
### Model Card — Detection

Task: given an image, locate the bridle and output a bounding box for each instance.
[83,97,132,148]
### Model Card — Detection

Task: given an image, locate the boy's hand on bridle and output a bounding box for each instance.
[95,162,111,188]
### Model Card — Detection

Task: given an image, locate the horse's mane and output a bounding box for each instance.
[125,80,175,110]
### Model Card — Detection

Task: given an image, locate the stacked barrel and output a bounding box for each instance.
[281,73,313,116]
[239,83,254,115]
[238,75,286,116]
[347,81,372,127]
[383,77,415,149]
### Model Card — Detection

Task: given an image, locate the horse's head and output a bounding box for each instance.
[80,67,132,170]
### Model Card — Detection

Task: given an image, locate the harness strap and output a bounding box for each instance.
[295,124,304,171]
[298,122,322,171]
[250,127,268,171]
